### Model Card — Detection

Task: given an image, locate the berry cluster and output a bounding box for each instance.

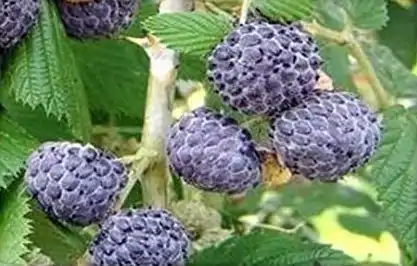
[167,20,382,194]
[19,11,383,266]
[24,141,191,266]
[0,0,140,50]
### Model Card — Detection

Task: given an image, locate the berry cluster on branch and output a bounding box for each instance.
[5,0,384,265]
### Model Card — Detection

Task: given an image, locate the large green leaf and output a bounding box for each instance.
[178,54,206,81]
[1,96,74,142]
[314,0,388,31]
[1,0,91,141]
[363,43,417,97]
[124,0,158,37]
[338,0,388,30]
[143,12,233,57]
[252,0,315,21]
[71,39,149,118]
[29,205,88,265]
[368,106,417,251]
[24,247,54,266]
[319,44,357,91]
[377,1,417,69]
[189,230,356,265]
[0,114,38,189]
[0,181,32,265]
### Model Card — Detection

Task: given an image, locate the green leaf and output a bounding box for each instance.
[362,42,417,97]
[189,230,356,265]
[0,114,38,189]
[71,39,149,118]
[29,204,88,265]
[0,181,32,265]
[314,0,346,31]
[314,0,388,31]
[1,96,74,142]
[24,247,54,266]
[377,1,417,69]
[252,0,315,21]
[1,0,91,141]
[368,106,417,251]
[319,44,357,91]
[143,12,233,57]
[338,0,388,30]
[178,53,206,81]
[124,0,158,37]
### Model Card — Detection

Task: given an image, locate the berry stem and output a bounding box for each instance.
[114,149,157,210]
[239,0,253,24]
[347,40,393,109]
[301,20,393,110]
[301,20,348,45]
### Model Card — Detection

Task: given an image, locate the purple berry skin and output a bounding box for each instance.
[0,0,40,49]
[58,0,139,39]
[166,107,262,195]
[269,90,382,181]
[24,141,128,226]
[88,207,192,266]
[207,21,323,116]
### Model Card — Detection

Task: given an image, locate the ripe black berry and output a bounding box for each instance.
[166,107,262,195]
[269,90,382,181]
[88,207,192,266]
[0,0,40,49]
[24,141,128,226]
[207,21,323,116]
[58,0,139,39]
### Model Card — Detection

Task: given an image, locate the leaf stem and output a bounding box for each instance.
[347,40,393,109]
[239,0,253,24]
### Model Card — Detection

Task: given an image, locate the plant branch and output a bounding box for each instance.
[133,0,194,209]
[137,48,177,208]
[113,148,158,210]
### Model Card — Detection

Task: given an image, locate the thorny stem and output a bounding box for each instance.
[139,48,177,209]
[137,0,195,208]
[301,20,393,110]
[239,0,252,24]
